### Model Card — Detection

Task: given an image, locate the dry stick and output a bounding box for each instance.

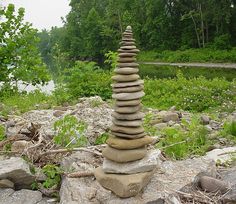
[66,171,94,178]
[39,147,102,157]
[218,151,236,156]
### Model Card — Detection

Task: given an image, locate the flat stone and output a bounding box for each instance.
[0,157,35,189]
[111,131,146,139]
[118,53,136,57]
[116,99,141,107]
[59,151,216,203]
[53,110,65,117]
[117,57,136,63]
[112,111,145,120]
[162,112,179,122]
[0,189,44,204]
[112,91,145,100]
[114,68,139,75]
[0,179,14,188]
[112,118,142,127]
[112,74,140,82]
[200,115,210,125]
[154,123,168,131]
[111,124,144,135]
[117,62,139,67]
[199,176,229,193]
[120,46,137,50]
[113,85,143,93]
[102,146,147,162]
[120,42,136,46]
[114,105,142,114]
[107,135,154,149]
[112,80,144,88]
[94,167,155,198]
[103,150,160,174]
[118,49,140,53]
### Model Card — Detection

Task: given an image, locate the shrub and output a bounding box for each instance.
[213,34,231,50]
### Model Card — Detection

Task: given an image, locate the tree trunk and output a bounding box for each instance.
[191,14,201,48]
[199,3,205,48]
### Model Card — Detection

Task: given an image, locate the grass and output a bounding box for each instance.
[138,48,236,63]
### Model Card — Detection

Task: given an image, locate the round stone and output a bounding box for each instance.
[122,38,135,42]
[120,42,136,46]
[117,63,139,68]
[112,91,145,100]
[117,57,136,63]
[114,104,142,114]
[121,46,137,50]
[116,99,141,107]
[118,49,140,53]
[111,125,144,135]
[112,74,140,82]
[111,131,146,139]
[112,111,145,120]
[114,68,139,75]
[102,146,147,163]
[113,85,143,93]
[112,118,142,127]
[118,53,137,57]
[106,135,154,149]
[112,80,144,88]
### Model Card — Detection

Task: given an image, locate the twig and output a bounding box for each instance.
[66,171,94,178]
[218,151,236,156]
[39,147,102,157]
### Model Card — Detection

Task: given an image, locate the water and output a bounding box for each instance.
[139,64,236,81]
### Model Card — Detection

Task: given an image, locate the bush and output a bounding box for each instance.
[213,34,232,50]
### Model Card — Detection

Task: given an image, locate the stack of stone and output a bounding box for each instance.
[94,26,158,198]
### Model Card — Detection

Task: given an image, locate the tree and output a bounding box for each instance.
[0,4,50,88]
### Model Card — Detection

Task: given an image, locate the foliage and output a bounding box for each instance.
[62,61,112,100]
[157,117,210,159]
[143,113,158,136]
[0,4,50,87]
[213,34,232,50]
[53,115,88,148]
[0,89,56,116]
[42,164,62,189]
[0,125,5,141]
[143,72,236,112]
[138,48,236,63]
[219,120,236,143]
[95,133,109,145]
[104,51,118,70]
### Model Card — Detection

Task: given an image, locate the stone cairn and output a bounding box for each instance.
[94,26,158,198]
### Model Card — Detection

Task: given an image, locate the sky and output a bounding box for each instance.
[1,0,71,30]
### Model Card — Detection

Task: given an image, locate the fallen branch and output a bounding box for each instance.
[66,171,94,178]
[39,147,102,157]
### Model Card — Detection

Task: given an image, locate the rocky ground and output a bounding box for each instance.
[0,96,235,204]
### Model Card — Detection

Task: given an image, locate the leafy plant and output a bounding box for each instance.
[42,164,62,189]
[0,125,5,141]
[53,115,88,148]
[104,51,118,70]
[95,132,109,145]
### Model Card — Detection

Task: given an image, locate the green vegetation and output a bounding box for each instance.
[42,164,62,189]
[53,115,88,148]
[0,125,5,141]
[219,120,236,142]
[0,4,50,88]
[157,117,211,160]
[95,133,109,145]
[138,48,236,63]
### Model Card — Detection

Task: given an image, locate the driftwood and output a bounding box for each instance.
[66,171,94,178]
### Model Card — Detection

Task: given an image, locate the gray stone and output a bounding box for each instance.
[0,157,35,189]
[53,110,65,117]
[0,179,14,188]
[112,74,140,82]
[120,45,137,50]
[200,115,210,125]
[0,189,43,204]
[114,68,139,75]
[118,53,136,57]
[199,176,229,193]
[94,167,155,198]
[112,91,145,100]
[102,146,147,163]
[114,104,142,113]
[117,57,136,62]
[112,118,142,127]
[118,48,140,53]
[112,111,145,120]
[60,152,216,204]
[103,150,161,174]
[111,131,146,139]
[113,85,143,93]
[116,99,141,106]
[155,123,167,131]
[112,80,144,88]
[162,112,179,122]
[117,62,139,67]
[111,124,144,135]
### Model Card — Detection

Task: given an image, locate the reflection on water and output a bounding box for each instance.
[139,64,236,81]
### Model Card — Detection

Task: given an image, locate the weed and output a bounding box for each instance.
[95,132,109,145]
[0,125,5,141]
[53,115,88,148]
[42,164,62,189]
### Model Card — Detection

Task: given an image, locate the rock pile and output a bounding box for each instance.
[94,26,157,198]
